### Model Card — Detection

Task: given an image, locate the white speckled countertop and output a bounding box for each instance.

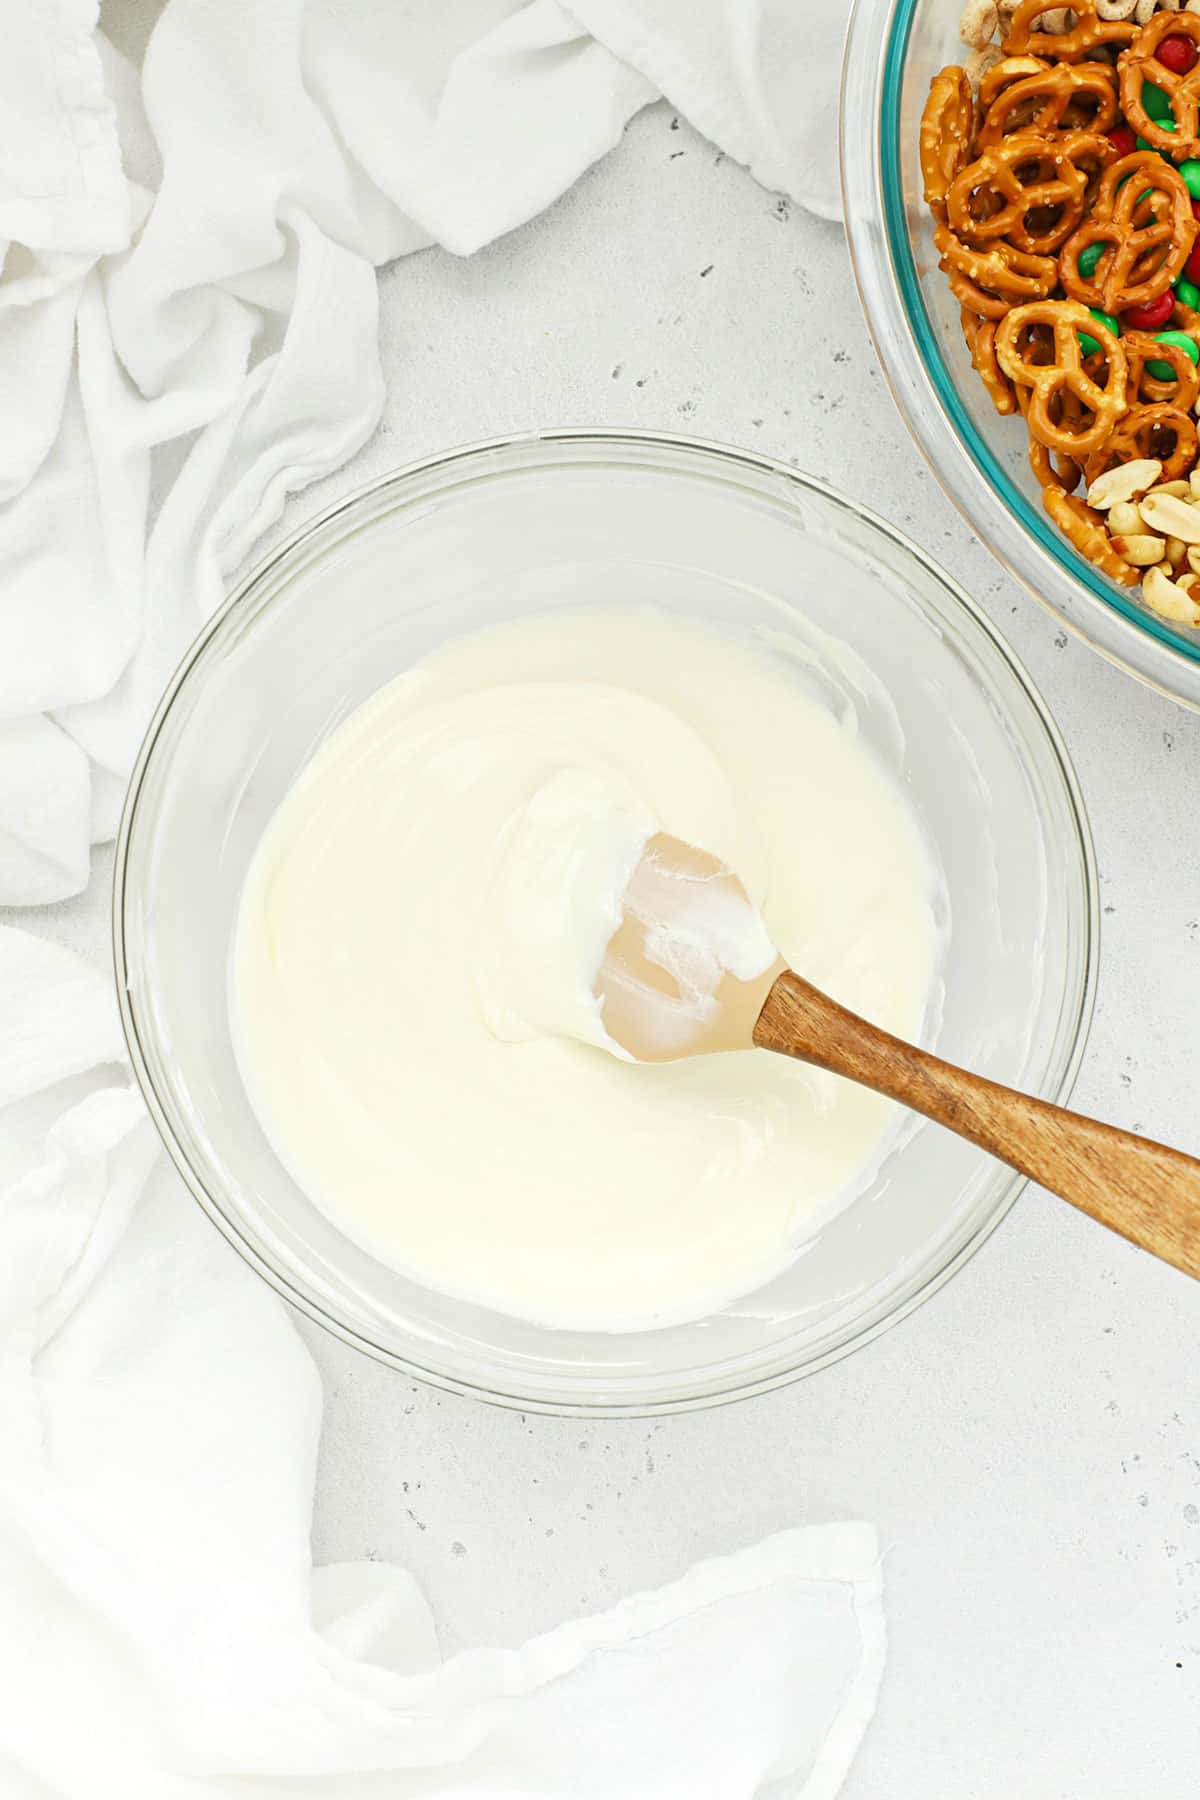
[58,19,1200,1789]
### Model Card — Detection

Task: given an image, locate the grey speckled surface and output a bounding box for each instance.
[46,24,1200,1794]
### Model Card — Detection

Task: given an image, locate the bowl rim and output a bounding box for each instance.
[839,0,1200,711]
[113,427,1100,1416]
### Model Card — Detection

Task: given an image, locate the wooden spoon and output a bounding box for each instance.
[597,832,1200,1281]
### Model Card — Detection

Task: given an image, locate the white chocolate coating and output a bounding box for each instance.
[232,609,941,1329]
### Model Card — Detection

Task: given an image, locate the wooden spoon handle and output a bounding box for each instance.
[753,970,1200,1281]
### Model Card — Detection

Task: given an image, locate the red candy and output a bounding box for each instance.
[1122,291,1177,330]
[1187,240,1200,285]
[1192,198,1200,223]
[1157,34,1198,76]
[1106,125,1137,156]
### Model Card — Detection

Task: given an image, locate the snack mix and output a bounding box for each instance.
[924,0,1200,624]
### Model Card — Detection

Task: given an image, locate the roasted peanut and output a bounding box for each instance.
[1087,460,1163,509]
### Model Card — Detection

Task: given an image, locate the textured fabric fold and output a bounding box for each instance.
[0,5,878,1793]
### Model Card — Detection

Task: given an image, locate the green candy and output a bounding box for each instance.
[1180,159,1200,198]
[1175,277,1200,310]
[1146,329,1200,381]
[1077,241,1106,277]
[1142,81,1173,122]
[1078,309,1120,358]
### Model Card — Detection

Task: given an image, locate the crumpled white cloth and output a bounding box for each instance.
[0,0,845,902]
[1,3,879,1794]
[0,925,886,1797]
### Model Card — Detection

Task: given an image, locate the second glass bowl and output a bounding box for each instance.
[842,0,1200,707]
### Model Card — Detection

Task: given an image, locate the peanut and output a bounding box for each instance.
[1108,500,1143,534]
[1109,533,1168,564]
[1146,479,1191,499]
[1137,491,1200,541]
[1143,563,1200,624]
[1086,459,1163,508]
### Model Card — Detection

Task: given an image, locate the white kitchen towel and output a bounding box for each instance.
[0,0,846,902]
[0,3,880,1794]
[0,924,885,1797]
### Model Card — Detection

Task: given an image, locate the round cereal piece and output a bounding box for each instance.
[961,0,1001,47]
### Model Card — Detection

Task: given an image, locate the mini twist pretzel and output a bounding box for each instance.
[1027,428,1086,491]
[1019,363,1099,484]
[977,62,1120,144]
[1119,12,1200,159]
[1170,295,1200,336]
[995,299,1127,454]
[921,67,976,214]
[1003,0,1137,60]
[1043,487,1139,584]
[947,130,1098,253]
[1119,327,1200,407]
[935,223,1060,315]
[961,307,1020,412]
[977,54,1051,113]
[1059,151,1195,310]
[1085,401,1200,482]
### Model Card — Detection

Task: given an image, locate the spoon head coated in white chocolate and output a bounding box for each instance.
[596,832,786,1063]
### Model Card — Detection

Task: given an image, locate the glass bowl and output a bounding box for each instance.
[114,431,1097,1415]
[842,0,1200,708]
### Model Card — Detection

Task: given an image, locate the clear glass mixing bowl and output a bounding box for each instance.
[114,431,1097,1415]
[842,0,1200,708]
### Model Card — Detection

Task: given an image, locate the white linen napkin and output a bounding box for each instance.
[0,923,885,1797]
[0,0,848,900]
[1,4,879,1793]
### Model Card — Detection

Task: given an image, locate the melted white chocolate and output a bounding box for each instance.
[232,609,941,1330]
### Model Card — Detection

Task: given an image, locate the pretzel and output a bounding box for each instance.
[921,68,976,214]
[946,130,1113,252]
[1019,359,1102,481]
[1003,0,1137,59]
[978,54,1052,112]
[962,307,1021,411]
[1118,11,1200,157]
[1029,432,1087,489]
[1119,327,1200,406]
[1059,151,1195,310]
[935,223,1060,316]
[1043,486,1139,582]
[977,62,1120,143]
[927,21,1200,586]
[1084,400,1200,482]
[995,299,1127,453]
[1170,295,1200,336]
